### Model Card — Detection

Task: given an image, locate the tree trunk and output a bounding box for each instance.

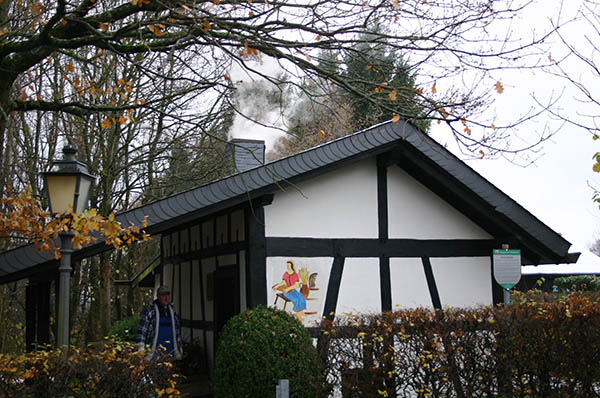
[99,251,111,337]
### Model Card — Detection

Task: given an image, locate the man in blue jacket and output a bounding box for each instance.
[137,285,183,359]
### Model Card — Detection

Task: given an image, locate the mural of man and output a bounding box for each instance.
[272,260,307,321]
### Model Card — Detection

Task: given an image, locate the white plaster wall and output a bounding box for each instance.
[181,327,191,343]
[390,258,433,309]
[192,260,203,320]
[180,261,191,319]
[163,263,173,297]
[202,257,216,322]
[387,167,492,239]
[239,250,247,311]
[431,257,492,308]
[217,254,237,267]
[264,159,378,238]
[231,209,245,242]
[172,265,180,310]
[206,330,215,371]
[336,258,381,315]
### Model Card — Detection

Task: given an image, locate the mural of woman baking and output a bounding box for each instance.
[272,260,307,321]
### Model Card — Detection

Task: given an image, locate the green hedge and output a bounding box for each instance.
[317,292,600,398]
[213,305,322,398]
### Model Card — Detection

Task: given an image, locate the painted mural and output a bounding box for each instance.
[268,257,331,326]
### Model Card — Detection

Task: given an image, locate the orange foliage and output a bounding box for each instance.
[0,187,148,258]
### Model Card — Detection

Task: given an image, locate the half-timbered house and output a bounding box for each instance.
[0,120,578,369]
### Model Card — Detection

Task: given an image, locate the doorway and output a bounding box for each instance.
[213,265,240,344]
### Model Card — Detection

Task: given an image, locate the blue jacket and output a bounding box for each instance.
[136,300,182,356]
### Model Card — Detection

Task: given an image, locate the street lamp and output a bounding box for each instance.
[43,146,96,347]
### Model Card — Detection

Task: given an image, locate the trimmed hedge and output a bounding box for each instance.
[317,292,600,398]
[0,342,180,397]
[213,305,322,398]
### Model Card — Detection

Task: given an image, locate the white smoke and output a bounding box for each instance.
[227,57,293,152]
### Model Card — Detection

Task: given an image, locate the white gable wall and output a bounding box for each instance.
[265,159,494,323]
[387,167,492,239]
[336,258,381,315]
[432,257,492,307]
[390,258,433,309]
[388,167,493,308]
[265,159,378,238]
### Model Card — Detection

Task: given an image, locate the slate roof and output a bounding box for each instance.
[0,120,577,284]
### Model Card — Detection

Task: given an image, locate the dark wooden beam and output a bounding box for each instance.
[246,195,273,307]
[422,257,442,309]
[266,237,497,258]
[377,157,391,312]
[323,257,345,320]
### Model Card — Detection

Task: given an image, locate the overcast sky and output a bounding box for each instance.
[430,0,600,274]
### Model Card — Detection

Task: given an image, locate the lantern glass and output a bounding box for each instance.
[45,174,78,214]
[43,146,96,215]
[75,174,94,214]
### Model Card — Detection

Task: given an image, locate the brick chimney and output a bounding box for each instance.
[225,138,265,173]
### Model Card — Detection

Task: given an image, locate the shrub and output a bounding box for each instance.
[108,315,139,342]
[0,342,180,397]
[179,339,205,376]
[554,274,600,293]
[213,305,322,398]
[317,291,600,398]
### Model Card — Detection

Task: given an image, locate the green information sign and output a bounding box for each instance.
[493,249,521,290]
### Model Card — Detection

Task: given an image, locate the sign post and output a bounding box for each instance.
[493,248,521,307]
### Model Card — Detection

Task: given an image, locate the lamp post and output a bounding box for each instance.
[43,146,96,348]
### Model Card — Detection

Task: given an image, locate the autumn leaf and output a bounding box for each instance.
[31,1,43,15]
[101,118,112,129]
[148,24,164,36]
[431,82,437,94]
[391,0,400,9]
[389,89,397,102]
[495,81,504,94]
[66,64,75,73]
[391,114,401,122]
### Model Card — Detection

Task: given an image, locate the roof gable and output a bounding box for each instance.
[0,120,575,283]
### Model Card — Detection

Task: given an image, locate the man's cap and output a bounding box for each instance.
[157,285,170,296]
